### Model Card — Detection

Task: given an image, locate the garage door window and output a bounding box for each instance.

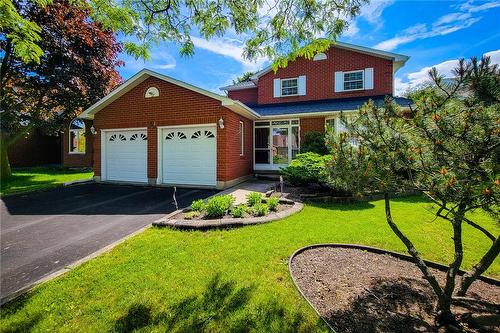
[69,119,86,154]
[130,133,147,141]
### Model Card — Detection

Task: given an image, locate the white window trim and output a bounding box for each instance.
[280,78,299,97]
[253,119,300,170]
[239,121,244,156]
[325,117,336,131]
[343,70,364,91]
[68,120,86,155]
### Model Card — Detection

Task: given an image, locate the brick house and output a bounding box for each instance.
[68,42,410,189]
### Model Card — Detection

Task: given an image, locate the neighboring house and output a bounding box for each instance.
[8,129,61,167]
[68,42,411,189]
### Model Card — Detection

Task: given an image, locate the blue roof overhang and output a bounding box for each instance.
[249,96,412,117]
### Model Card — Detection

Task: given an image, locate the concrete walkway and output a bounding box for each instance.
[217,179,276,205]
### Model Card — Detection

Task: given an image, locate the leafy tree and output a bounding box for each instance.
[2,0,366,67]
[326,56,499,328]
[0,1,122,178]
[233,71,255,84]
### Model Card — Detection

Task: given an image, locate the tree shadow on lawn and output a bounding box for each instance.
[306,201,375,211]
[326,278,437,333]
[0,174,58,193]
[114,274,325,333]
[0,292,43,333]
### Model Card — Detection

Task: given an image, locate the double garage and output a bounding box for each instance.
[102,125,217,186]
[79,69,256,189]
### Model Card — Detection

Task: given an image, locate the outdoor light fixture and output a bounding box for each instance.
[90,125,97,135]
[218,117,224,129]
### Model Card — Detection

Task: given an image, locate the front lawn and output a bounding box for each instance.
[0,167,93,196]
[1,196,498,332]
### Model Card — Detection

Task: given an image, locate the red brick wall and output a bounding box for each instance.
[62,120,93,168]
[299,117,325,142]
[221,112,253,180]
[227,88,258,105]
[257,47,393,105]
[92,77,253,182]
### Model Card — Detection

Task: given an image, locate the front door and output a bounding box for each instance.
[272,127,288,166]
[254,119,300,171]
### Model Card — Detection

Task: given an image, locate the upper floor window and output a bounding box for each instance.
[281,78,298,96]
[69,119,86,154]
[343,70,364,91]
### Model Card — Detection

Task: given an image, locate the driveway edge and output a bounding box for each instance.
[1,223,153,306]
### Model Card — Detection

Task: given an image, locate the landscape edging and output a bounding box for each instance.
[153,202,304,230]
[287,243,500,333]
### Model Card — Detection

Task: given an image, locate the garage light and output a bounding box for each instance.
[218,117,224,129]
[90,125,97,135]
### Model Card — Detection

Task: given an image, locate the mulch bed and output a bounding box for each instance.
[171,202,294,221]
[290,247,500,333]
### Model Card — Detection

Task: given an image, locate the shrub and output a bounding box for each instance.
[246,192,262,206]
[266,197,280,211]
[184,211,201,219]
[205,195,234,218]
[191,199,206,212]
[231,205,247,218]
[281,152,330,186]
[251,203,269,216]
[301,131,328,155]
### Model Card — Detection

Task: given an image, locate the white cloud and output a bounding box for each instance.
[375,17,480,51]
[375,0,497,51]
[360,0,395,26]
[394,49,500,96]
[121,48,177,72]
[191,36,267,71]
[342,0,394,38]
[459,0,500,13]
[485,49,500,63]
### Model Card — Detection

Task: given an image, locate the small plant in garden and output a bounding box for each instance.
[191,199,206,212]
[251,203,269,216]
[205,195,235,218]
[184,211,201,219]
[246,192,262,206]
[231,205,247,218]
[266,197,280,211]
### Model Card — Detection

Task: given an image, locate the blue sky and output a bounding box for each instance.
[118,0,500,96]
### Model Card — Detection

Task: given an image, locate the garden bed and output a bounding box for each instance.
[290,246,500,333]
[153,193,303,230]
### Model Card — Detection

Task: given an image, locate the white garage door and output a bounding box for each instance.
[162,126,216,186]
[104,130,147,183]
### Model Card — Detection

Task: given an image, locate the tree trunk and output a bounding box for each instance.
[436,205,466,326]
[0,136,12,179]
[457,236,500,296]
[383,193,445,302]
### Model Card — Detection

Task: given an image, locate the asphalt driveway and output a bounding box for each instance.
[0,183,216,302]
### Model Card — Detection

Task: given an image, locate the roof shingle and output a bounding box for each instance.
[249,96,412,116]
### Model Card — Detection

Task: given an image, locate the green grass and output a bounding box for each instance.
[0,167,93,196]
[1,196,498,332]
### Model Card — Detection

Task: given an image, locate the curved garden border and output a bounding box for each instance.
[288,243,500,333]
[153,201,304,230]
